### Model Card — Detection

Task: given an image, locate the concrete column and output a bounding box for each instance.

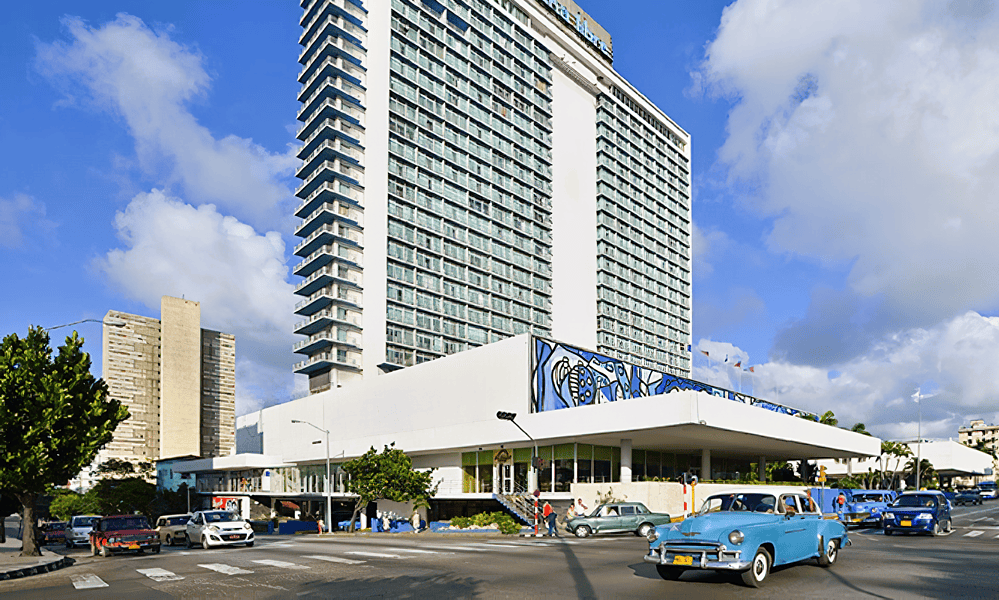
[701,449,711,481]
[759,456,767,482]
[621,439,632,484]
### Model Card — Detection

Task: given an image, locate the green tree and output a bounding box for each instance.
[851,423,872,436]
[0,327,129,556]
[342,444,437,533]
[905,458,937,489]
[881,441,912,490]
[96,458,154,480]
[818,411,838,426]
[48,489,101,521]
[91,477,157,517]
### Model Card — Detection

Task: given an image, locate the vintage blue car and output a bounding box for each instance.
[882,491,952,536]
[842,490,896,527]
[644,489,850,587]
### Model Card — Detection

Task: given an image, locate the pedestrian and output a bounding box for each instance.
[836,492,847,519]
[575,497,589,516]
[543,501,557,537]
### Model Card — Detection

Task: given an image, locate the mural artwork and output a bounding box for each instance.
[531,338,812,419]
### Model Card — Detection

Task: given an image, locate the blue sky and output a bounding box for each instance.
[3,0,998,442]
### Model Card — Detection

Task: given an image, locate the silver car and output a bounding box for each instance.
[65,515,101,549]
[186,510,254,548]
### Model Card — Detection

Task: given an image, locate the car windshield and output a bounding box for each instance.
[204,511,240,523]
[72,517,99,528]
[895,495,937,508]
[104,517,150,531]
[698,493,777,515]
[45,522,66,531]
[167,516,190,526]
[852,494,887,502]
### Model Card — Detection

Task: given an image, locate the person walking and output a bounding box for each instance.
[543,501,557,537]
[836,492,847,519]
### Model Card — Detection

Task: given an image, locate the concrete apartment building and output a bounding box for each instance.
[959,419,999,454]
[99,296,236,468]
[292,0,693,393]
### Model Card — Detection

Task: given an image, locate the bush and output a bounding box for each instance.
[449,512,520,535]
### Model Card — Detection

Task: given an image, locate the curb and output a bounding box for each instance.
[0,552,73,581]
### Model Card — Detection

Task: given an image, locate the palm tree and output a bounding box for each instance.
[905,458,937,489]
[851,423,872,436]
[881,441,912,490]
[819,411,838,427]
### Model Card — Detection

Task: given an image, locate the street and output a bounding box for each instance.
[2,502,999,599]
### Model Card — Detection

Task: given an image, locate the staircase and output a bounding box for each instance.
[494,482,537,525]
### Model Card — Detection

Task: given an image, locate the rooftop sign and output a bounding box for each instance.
[536,0,613,61]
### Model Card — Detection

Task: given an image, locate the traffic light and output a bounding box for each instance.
[818,465,827,483]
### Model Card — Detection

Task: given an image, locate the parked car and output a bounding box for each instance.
[65,515,101,548]
[90,515,161,557]
[842,490,896,527]
[40,521,67,545]
[186,510,254,548]
[155,513,193,546]
[567,502,671,538]
[954,490,983,506]
[644,489,850,587]
[882,491,952,536]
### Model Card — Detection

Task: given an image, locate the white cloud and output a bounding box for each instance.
[96,189,299,414]
[698,0,999,331]
[34,14,297,230]
[0,193,55,249]
[694,311,999,441]
[691,223,729,278]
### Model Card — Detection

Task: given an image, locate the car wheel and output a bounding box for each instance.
[740,547,771,588]
[932,521,942,536]
[152,545,161,554]
[66,540,72,549]
[945,520,953,533]
[202,535,209,549]
[165,535,172,546]
[574,525,591,538]
[100,543,109,558]
[636,523,653,538]
[818,538,838,567]
[655,565,684,580]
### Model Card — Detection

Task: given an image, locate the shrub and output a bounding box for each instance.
[449,512,520,535]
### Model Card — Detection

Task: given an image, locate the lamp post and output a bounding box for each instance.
[43,318,127,331]
[913,389,923,491]
[496,411,540,536]
[292,419,331,533]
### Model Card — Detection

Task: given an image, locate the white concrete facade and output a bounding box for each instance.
[817,440,994,483]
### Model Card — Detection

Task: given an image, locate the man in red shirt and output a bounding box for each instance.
[543,501,557,537]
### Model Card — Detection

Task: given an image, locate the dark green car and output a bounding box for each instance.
[567,502,671,538]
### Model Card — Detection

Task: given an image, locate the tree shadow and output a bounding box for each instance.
[297,573,484,599]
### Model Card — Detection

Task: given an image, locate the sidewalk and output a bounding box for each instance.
[0,516,73,581]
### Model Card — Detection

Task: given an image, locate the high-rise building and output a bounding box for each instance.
[100,296,236,464]
[293,0,692,393]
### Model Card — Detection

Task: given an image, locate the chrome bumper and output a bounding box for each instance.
[644,546,750,571]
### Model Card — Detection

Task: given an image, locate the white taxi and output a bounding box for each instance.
[186,510,254,549]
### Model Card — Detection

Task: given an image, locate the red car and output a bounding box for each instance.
[90,515,161,557]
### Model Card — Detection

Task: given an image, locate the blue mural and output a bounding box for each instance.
[531,338,813,419]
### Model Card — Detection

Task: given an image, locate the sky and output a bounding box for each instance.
[2,0,998,444]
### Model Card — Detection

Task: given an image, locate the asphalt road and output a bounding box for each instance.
[2,502,999,599]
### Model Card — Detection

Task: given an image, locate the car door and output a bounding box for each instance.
[187,513,202,541]
[618,505,639,531]
[778,494,814,564]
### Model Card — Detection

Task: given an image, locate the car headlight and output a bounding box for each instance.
[917,513,933,520]
[646,528,660,543]
[208,525,220,532]
[243,522,253,530]
[883,513,895,520]
[872,507,880,513]
[728,530,744,545]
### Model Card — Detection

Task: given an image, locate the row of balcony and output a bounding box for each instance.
[293,307,362,336]
[294,263,362,296]
[295,180,362,218]
[293,350,361,375]
[300,0,366,47]
[294,222,363,258]
[296,159,363,200]
[300,53,366,93]
[297,138,362,178]
[292,242,363,278]
[295,201,363,239]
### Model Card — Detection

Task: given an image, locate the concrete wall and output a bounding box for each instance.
[102,309,161,463]
[201,330,236,457]
[550,67,598,349]
[160,296,202,459]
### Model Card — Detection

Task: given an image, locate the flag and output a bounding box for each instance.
[700,350,709,357]
[724,355,728,363]
[749,366,755,373]
[734,361,741,368]
[687,344,692,352]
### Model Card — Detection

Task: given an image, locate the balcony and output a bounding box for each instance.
[293,333,336,355]
[299,95,365,130]
[300,52,366,89]
[296,138,363,178]
[298,74,366,108]
[294,201,363,238]
[293,309,335,335]
[294,265,336,297]
[300,1,367,47]
[294,182,361,219]
[298,80,365,122]
[294,289,334,316]
[294,223,362,258]
[293,351,361,375]
[295,159,363,199]
[298,116,365,147]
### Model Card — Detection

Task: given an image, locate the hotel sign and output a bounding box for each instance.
[536,0,613,61]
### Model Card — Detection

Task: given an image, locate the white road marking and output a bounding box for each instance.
[136,567,184,582]
[964,530,984,537]
[390,548,442,554]
[71,574,108,589]
[420,544,486,552]
[345,551,408,559]
[473,542,529,548]
[303,554,366,565]
[252,559,310,570]
[199,563,255,575]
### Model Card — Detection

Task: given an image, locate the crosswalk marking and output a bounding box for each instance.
[71,574,108,589]
[252,559,310,570]
[964,530,984,537]
[345,551,408,559]
[136,568,184,582]
[199,563,255,575]
[421,544,486,552]
[303,554,366,565]
[391,548,443,554]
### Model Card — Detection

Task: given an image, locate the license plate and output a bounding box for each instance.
[672,555,693,566]
[226,534,242,540]
[900,520,911,527]
[128,544,140,550]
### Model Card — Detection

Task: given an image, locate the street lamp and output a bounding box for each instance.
[44,318,127,331]
[497,411,542,536]
[913,388,924,491]
[292,419,332,533]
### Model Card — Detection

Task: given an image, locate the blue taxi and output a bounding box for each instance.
[882,491,951,536]
[644,489,850,587]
